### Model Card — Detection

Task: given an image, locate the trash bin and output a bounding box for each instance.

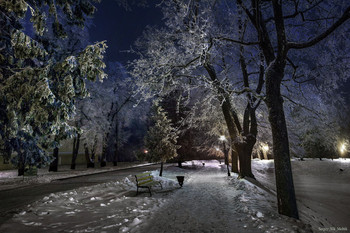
[176,176,185,187]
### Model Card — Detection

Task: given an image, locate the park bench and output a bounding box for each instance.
[135,172,162,196]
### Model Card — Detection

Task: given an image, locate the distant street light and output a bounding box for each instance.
[261,143,269,160]
[219,135,230,176]
[144,149,148,154]
[339,143,347,155]
[262,145,269,153]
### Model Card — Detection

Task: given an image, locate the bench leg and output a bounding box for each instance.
[148,187,152,197]
[136,186,139,196]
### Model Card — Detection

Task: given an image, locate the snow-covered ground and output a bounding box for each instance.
[0,160,324,233]
[253,158,350,232]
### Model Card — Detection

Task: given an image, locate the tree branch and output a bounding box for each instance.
[215,36,259,46]
[288,6,350,50]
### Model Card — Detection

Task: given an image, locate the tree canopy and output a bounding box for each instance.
[0,0,107,173]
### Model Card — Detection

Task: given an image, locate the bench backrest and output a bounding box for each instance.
[135,172,154,186]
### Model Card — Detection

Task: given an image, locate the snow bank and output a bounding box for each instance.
[0,172,174,233]
[2,159,344,232]
[252,158,350,232]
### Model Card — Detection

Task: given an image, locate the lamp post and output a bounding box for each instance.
[219,135,231,176]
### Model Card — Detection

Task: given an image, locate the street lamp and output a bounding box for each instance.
[219,135,230,176]
[339,143,347,156]
[262,145,269,153]
[261,143,269,160]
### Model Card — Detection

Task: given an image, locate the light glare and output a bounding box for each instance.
[262,145,269,152]
[339,143,346,154]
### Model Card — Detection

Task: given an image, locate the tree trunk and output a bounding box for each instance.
[100,158,107,167]
[71,133,80,170]
[221,141,231,176]
[265,60,299,219]
[231,147,239,173]
[84,143,94,168]
[17,147,26,176]
[18,154,25,176]
[235,140,255,178]
[100,132,108,167]
[204,63,254,178]
[159,161,164,176]
[49,147,59,172]
[178,161,182,168]
[90,137,98,168]
[113,120,119,166]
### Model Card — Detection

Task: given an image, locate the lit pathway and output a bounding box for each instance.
[137,164,263,233]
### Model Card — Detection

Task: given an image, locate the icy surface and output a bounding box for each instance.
[0,160,316,232]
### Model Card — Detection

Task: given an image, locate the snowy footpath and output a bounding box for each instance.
[0,160,315,233]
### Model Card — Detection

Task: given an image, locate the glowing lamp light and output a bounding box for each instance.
[262,145,269,152]
[144,149,148,154]
[219,135,226,141]
[339,143,346,154]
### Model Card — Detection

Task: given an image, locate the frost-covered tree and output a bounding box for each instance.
[232,0,350,218]
[71,61,134,168]
[98,62,134,167]
[130,1,263,179]
[142,101,179,176]
[284,84,342,160]
[130,0,350,219]
[0,0,107,175]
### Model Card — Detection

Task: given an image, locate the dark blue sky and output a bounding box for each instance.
[89,1,162,65]
[88,1,350,103]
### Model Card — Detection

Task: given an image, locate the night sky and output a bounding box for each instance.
[88,1,350,103]
[89,1,162,65]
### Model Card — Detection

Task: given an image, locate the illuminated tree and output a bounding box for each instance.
[142,101,179,176]
[0,0,107,175]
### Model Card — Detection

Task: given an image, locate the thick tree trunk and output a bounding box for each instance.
[265,60,299,219]
[159,162,164,176]
[71,133,80,170]
[49,147,59,172]
[18,155,25,176]
[235,140,255,178]
[178,161,182,168]
[231,148,239,173]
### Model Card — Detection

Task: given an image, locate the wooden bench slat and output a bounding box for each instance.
[137,176,153,181]
[138,180,157,186]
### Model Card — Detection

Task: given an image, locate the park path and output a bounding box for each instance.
[137,164,263,233]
